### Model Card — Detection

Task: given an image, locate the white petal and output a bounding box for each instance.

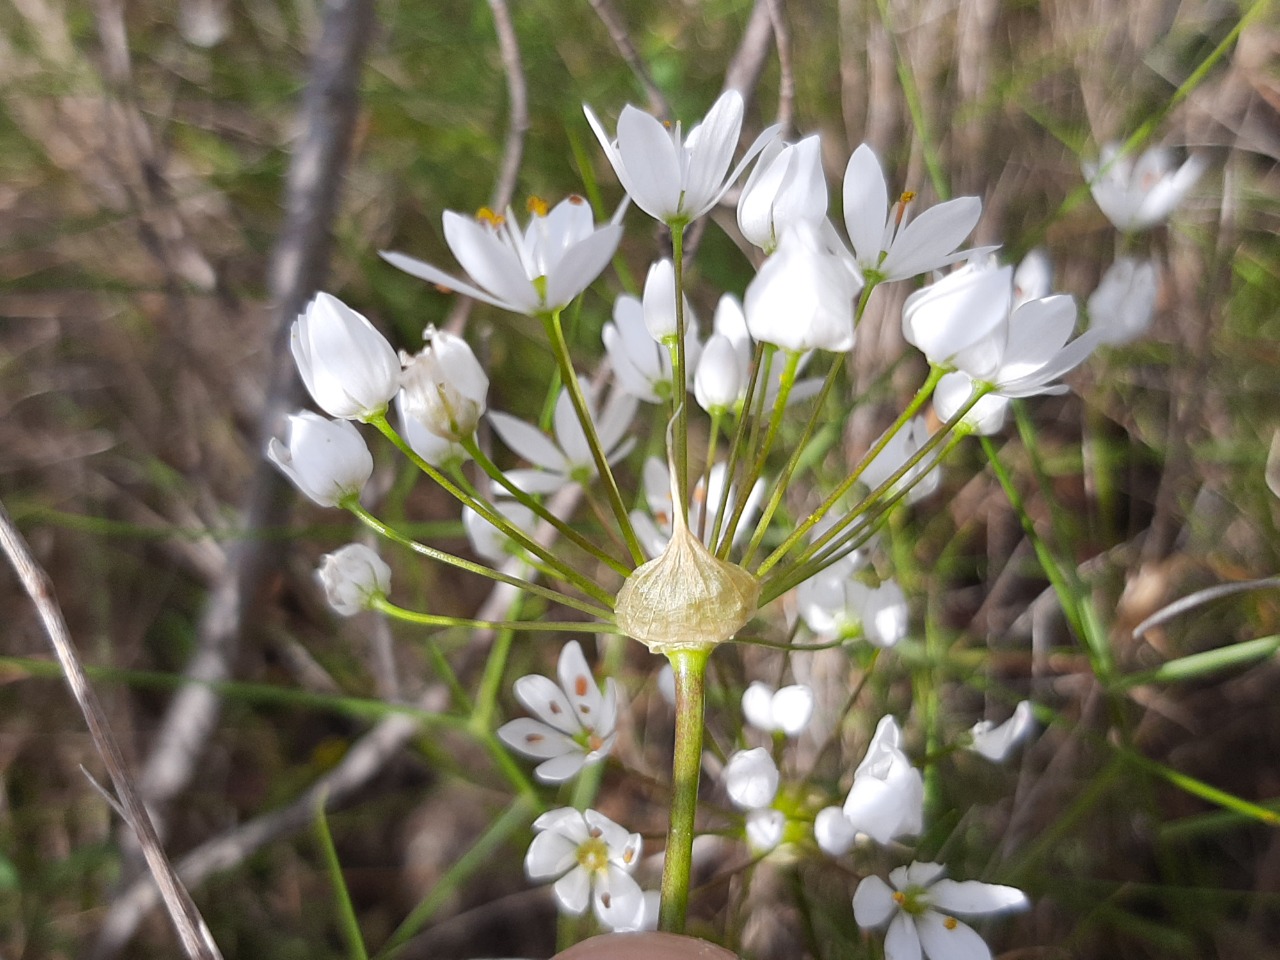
[525,830,580,880]
[745,808,785,852]
[488,411,568,471]
[594,866,645,930]
[882,196,982,281]
[903,861,947,887]
[968,700,1035,762]
[928,879,1028,916]
[544,224,623,310]
[497,718,577,759]
[681,90,745,217]
[852,874,897,928]
[915,912,992,960]
[614,105,684,220]
[997,295,1077,382]
[557,640,605,729]
[772,684,815,735]
[535,751,589,783]
[503,468,572,495]
[440,214,540,313]
[553,866,592,915]
[843,144,890,265]
[741,681,777,732]
[379,250,516,312]
[884,912,923,960]
[513,674,580,735]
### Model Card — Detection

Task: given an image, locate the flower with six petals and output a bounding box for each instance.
[524,807,644,929]
[498,641,618,782]
[853,861,1027,960]
[382,196,622,317]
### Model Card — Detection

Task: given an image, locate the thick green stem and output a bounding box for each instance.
[659,645,711,934]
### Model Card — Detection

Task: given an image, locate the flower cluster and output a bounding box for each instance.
[259,80,1111,955]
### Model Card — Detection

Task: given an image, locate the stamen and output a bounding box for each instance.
[526,195,549,218]
[894,191,916,226]
[943,916,958,931]
[575,676,590,697]
[567,194,586,205]
[893,891,907,905]
[476,206,505,227]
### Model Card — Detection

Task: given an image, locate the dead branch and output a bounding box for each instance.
[0,500,224,960]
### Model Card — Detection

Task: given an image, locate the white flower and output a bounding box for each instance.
[904,263,1100,399]
[603,282,701,404]
[291,292,401,421]
[798,572,907,649]
[842,143,988,283]
[488,379,638,494]
[267,411,373,507]
[398,329,489,442]
[381,196,622,316]
[737,135,828,253]
[745,222,862,353]
[639,259,696,344]
[741,681,814,736]
[316,544,391,616]
[498,641,618,783]
[1083,142,1207,232]
[815,715,923,853]
[463,500,538,568]
[902,262,1013,370]
[853,861,1027,960]
[1087,256,1159,344]
[525,807,644,929]
[584,89,779,225]
[967,700,1035,762]
[724,747,780,810]
[860,415,942,503]
[629,458,763,558]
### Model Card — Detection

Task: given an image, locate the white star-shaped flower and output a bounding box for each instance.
[382,196,622,317]
[853,861,1027,960]
[497,641,618,783]
[525,807,644,929]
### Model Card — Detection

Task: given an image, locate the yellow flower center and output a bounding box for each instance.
[577,835,610,874]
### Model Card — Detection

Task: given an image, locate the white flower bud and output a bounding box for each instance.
[742,681,815,736]
[693,334,743,413]
[724,747,779,810]
[267,411,373,507]
[290,292,401,420]
[317,543,391,616]
[641,259,694,344]
[398,329,489,442]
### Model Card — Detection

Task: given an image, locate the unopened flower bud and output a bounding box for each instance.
[317,543,391,616]
[399,329,489,442]
[291,292,400,420]
[267,411,373,507]
[724,748,779,810]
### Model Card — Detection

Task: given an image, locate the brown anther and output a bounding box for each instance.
[525,733,544,744]
[588,734,604,752]
[527,195,549,217]
[550,702,563,714]
[600,892,612,908]
[433,284,454,295]
[589,826,603,839]
[567,194,586,205]
[575,676,590,697]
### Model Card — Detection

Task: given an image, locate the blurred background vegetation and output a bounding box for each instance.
[1,0,1278,957]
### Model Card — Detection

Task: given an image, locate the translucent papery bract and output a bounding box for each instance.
[316,544,391,616]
